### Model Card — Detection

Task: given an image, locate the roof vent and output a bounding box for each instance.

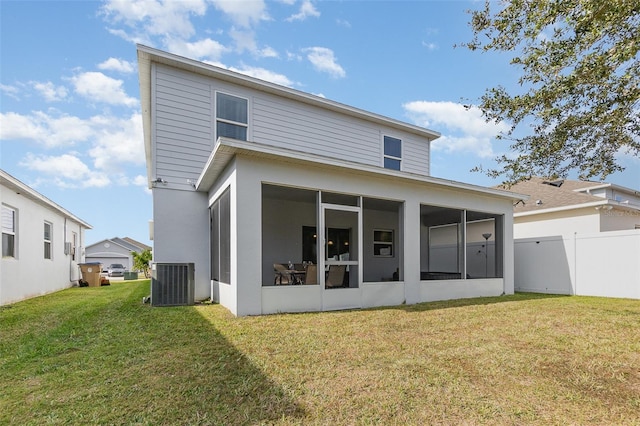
[542,179,564,187]
[535,199,543,206]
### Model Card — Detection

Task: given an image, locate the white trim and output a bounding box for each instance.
[515,200,640,217]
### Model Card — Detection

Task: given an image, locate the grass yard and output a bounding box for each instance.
[1,280,639,425]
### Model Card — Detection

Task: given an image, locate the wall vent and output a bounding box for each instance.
[151,263,195,306]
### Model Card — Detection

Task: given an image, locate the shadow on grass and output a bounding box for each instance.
[0,281,305,425]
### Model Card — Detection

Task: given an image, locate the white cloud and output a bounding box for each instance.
[211,0,268,28]
[31,81,68,102]
[70,71,138,107]
[403,101,510,158]
[286,0,320,22]
[98,57,136,73]
[1,110,145,187]
[258,46,279,58]
[336,18,351,28]
[303,47,345,78]
[0,111,93,147]
[1,83,22,100]
[165,37,229,62]
[19,153,111,188]
[226,64,295,87]
[422,41,438,51]
[87,113,145,171]
[101,0,207,39]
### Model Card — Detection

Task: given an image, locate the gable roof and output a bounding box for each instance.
[0,169,92,228]
[86,237,150,252]
[501,177,640,216]
[122,237,151,251]
[137,44,441,186]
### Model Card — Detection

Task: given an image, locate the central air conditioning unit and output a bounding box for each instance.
[151,263,195,306]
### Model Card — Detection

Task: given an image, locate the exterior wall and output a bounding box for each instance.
[230,155,514,316]
[152,64,431,190]
[514,207,600,238]
[599,208,640,231]
[85,241,134,270]
[1,187,86,305]
[515,230,640,299]
[151,186,210,301]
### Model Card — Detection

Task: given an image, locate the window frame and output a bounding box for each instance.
[215,91,249,141]
[373,229,394,257]
[44,221,52,260]
[2,205,16,258]
[383,135,402,171]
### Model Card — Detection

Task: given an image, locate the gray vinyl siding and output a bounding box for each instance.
[252,95,381,165]
[151,64,431,188]
[154,65,213,188]
[400,134,430,175]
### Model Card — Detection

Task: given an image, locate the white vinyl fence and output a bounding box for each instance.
[515,229,640,299]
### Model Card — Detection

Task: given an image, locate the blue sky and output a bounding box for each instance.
[1,0,638,247]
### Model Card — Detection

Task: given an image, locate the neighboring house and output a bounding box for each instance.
[85,237,151,271]
[137,45,527,316]
[1,169,92,305]
[505,177,640,298]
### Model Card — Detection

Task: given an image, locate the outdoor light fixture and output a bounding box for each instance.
[482,233,492,278]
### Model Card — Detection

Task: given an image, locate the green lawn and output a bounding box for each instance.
[1,280,639,425]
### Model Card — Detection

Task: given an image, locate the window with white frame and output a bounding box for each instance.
[2,205,16,258]
[373,229,394,257]
[383,136,402,170]
[44,221,52,260]
[72,232,78,261]
[216,92,248,141]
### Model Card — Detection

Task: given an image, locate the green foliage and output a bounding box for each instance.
[131,248,152,278]
[464,0,640,184]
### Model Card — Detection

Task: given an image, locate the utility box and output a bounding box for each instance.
[151,263,195,306]
[79,262,102,287]
[124,272,138,280]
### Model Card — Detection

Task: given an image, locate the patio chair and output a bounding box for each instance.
[273,263,293,285]
[304,264,318,285]
[325,265,346,288]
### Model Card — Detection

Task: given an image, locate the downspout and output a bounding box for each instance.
[573,232,577,295]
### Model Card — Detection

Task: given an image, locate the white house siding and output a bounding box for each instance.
[212,155,514,316]
[151,64,432,193]
[1,186,87,305]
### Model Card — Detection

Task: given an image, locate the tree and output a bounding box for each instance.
[463,0,639,185]
[132,249,152,278]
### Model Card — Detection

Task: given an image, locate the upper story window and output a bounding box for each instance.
[383,136,402,171]
[2,205,16,258]
[44,221,52,260]
[216,92,248,141]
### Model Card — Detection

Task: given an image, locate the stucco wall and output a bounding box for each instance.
[514,207,600,238]
[1,187,86,305]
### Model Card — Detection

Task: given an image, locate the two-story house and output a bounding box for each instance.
[137,45,526,316]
